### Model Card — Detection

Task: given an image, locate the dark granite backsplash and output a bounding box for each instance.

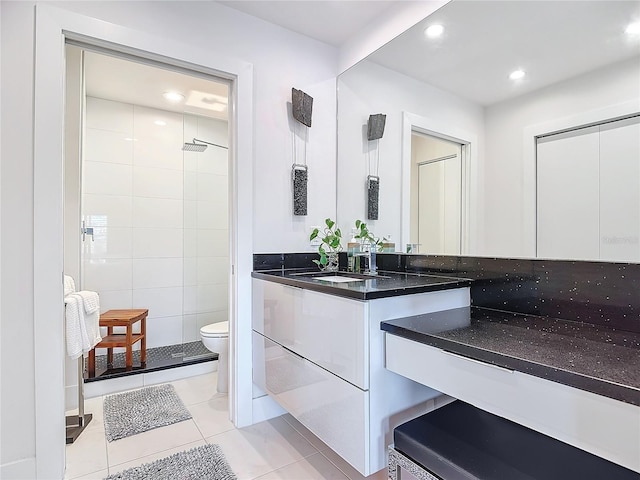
[377,254,640,334]
[254,253,639,334]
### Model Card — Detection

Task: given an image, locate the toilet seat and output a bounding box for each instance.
[200,321,229,338]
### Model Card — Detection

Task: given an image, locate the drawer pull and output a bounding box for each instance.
[441,350,514,373]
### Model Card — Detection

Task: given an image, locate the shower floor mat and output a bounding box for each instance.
[103,384,192,441]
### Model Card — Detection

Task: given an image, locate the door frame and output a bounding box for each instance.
[34,5,254,477]
[401,112,477,254]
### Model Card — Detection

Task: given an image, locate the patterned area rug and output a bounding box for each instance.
[103,384,192,442]
[104,444,237,480]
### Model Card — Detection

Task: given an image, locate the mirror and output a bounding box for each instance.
[337,0,640,261]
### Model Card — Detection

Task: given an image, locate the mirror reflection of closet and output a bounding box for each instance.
[410,132,463,255]
[537,115,640,262]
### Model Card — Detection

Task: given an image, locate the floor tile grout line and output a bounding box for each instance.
[106,420,204,472]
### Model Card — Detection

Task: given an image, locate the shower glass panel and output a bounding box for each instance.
[79,49,229,375]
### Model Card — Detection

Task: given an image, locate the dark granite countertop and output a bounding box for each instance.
[381,307,640,406]
[251,269,471,300]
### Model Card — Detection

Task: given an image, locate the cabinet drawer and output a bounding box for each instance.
[253,279,368,389]
[253,331,369,473]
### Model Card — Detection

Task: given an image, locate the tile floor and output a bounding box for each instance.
[65,371,390,480]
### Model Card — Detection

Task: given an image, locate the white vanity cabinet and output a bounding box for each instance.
[252,278,470,476]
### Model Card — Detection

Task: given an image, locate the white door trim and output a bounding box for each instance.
[401,112,478,254]
[34,5,254,478]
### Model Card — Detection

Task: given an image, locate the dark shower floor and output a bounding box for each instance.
[83,341,217,383]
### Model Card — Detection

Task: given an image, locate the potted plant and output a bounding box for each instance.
[310,218,343,271]
[354,219,386,252]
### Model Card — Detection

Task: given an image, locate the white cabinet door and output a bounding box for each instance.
[254,331,369,474]
[537,126,600,260]
[253,279,368,389]
[599,116,640,262]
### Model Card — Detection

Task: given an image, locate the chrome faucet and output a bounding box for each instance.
[354,243,377,275]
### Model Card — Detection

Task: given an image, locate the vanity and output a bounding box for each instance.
[252,262,471,476]
[253,254,640,476]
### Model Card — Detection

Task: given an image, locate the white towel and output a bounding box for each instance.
[64,292,102,359]
[64,275,76,296]
[77,290,100,314]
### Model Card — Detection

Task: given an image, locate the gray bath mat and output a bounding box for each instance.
[105,444,237,480]
[103,384,192,442]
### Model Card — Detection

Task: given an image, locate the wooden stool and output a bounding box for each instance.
[88,309,148,377]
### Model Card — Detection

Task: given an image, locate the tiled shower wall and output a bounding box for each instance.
[82,97,228,349]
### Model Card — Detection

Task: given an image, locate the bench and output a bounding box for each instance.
[88,309,148,376]
[389,400,637,480]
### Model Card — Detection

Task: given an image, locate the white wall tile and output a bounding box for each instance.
[133,106,184,170]
[133,197,183,228]
[86,97,133,133]
[182,314,198,342]
[198,146,228,175]
[82,258,132,293]
[196,173,227,203]
[83,162,133,196]
[184,200,197,229]
[145,315,183,348]
[184,229,197,257]
[184,171,197,200]
[184,154,198,173]
[197,284,228,312]
[83,194,132,228]
[96,289,133,313]
[184,257,197,286]
[184,286,197,314]
[132,258,183,289]
[132,287,183,318]
[197,200,227,229]
[84,128,134,165]
[197,257,228,285]
[196,311,227,330]
[197,229,229,257]
[132,228,183,258]
[133,165,184,199]
[83,226,132,259]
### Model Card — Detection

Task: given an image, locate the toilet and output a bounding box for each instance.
[200,321,229,393]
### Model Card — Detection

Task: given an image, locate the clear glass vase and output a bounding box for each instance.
[320,252,339,272]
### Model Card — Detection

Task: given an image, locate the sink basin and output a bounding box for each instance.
[289,271,389,280]
[313,275,365,283]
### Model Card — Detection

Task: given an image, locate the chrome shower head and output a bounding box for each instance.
[182,138,228,153]
[182,141,208,152]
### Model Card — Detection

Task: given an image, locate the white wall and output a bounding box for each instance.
[337,60,484,252]
[0,1,339,476]
[484,57,640,257]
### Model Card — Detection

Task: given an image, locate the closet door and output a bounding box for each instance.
[537,126,600,260]
[599,116,640,262]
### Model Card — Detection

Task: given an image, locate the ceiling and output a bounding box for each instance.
[83,1,640,113]
[84,51,229,120]
[367,0,640,106]
[218,0,398,46]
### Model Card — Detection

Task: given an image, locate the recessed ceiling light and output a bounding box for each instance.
[162,91,184,102]
[626,21,640,35]
[123,137,138,142]
[424,24,444,38]
[154,120,167,126]
[509,69,525,80]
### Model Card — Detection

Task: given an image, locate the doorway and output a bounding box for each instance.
[410,132,463,255]
[63,42,233,463]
